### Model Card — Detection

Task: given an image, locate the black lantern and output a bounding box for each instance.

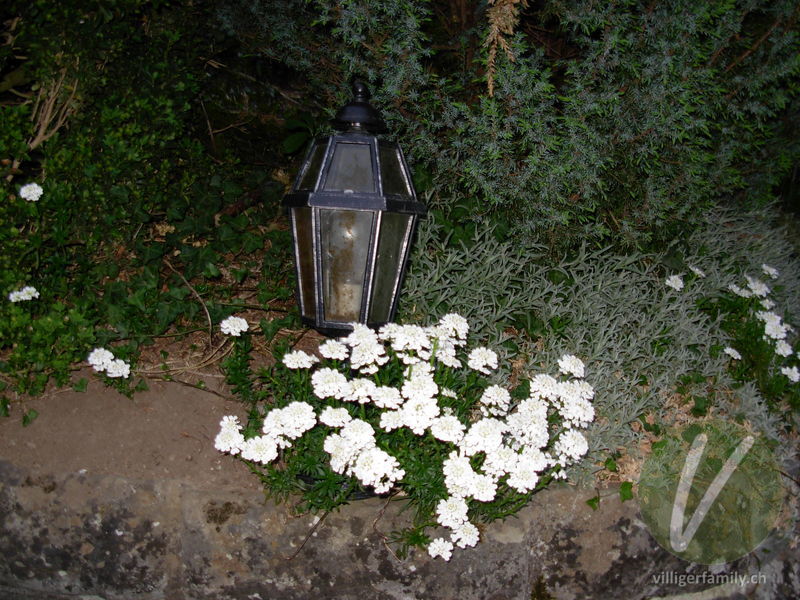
[283,81,425,336]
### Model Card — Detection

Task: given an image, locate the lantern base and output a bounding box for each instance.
[301,317,388,338]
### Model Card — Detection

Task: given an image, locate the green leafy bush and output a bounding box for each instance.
[0,1,296,401]
[218,0,800,249]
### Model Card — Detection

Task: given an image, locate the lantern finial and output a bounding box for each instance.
[332,80,386,133]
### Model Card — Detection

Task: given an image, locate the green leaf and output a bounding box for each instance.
[282,131,310,154]
[0,398,9,417]
[586,495,600,510]
[682,423,703,443]
[22,409,39,427]
[604,457,618,472]
[72,378,88,392]
[619,481,633,502]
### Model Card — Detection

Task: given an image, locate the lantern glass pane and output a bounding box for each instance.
[322,143,375,193]
[291,207,316,321]
[379,144,411,196]
[320,209,374,322]
[368,213,413,324]
[297,142,326,191]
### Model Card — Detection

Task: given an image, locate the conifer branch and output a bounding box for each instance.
[484,0,528,96]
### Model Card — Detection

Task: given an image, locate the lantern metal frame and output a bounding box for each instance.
[283,83,425,336]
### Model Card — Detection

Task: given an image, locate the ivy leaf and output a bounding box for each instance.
[619,481,634,502]
[22,409,39,427]
[586,495,600,510]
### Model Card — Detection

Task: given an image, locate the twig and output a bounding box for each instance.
[724,17,781,73]
[283,511,330,560]
[199,100,216,153]
[170,378,231,401]
[164,259,214,345]
[372,491,402,562]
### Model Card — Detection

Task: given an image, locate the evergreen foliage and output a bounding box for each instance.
[218,0,800,248]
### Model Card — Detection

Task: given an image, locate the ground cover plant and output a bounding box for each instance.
[1,1,299,405]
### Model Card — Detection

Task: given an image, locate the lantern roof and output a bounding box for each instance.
[332,81,386,133]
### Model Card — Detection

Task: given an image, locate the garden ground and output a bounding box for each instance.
[1,368,798,600]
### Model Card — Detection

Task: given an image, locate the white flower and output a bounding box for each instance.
[106,358,131,379]
[311,368,351,399]
[385,324,431,354]
[262,401,316,444]
[469,473,497,502]
[371,386,403,409]
[349,340,388,371]
[378,409,404,432]
[220,315,249,336]
[689,265,706,278]
[282,350,319,370]
[240,435,279,464]
[665,275,684,291]
[723,347,742,360]
[761,264,779,279]
[340,418,376,451]
[467,347,498,374]
[781,366,799,383]
[554,383,595,428]
[87,348,115,372]
[745,275,770,298]
[482,445,519,478]
[728,283,752,298]
[436,496,469,529]
[430,415,466,444]
[214,415,244,454]
[451,522,480,548]
[400,396,440,435]
[428,538,454,561]
[346,378,377,404]
[19,182,43,202]
[774,340,793,357]
[8,286,39,302]
[479,385,511,416]
[401,372,438,402]
[553,429,589,465]
[528,373,560,401]
[345,323,379,347]
[557,354,585,379]
[319,406,352,428]
[506,397,550,449]
[438,313,469,340]
[442,451,477,498]
[460,418,506,457]
[507,447,549,493]
[761,298,776,310]
[351,446,404,494]
[756,311,790,341]
[319,339,349,361]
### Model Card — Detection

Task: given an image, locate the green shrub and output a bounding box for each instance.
[218,0,800,249]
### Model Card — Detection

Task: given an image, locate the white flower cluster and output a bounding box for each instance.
[220,315,249,336]
[19,182,43,202]
[87,347,131,378]
[668,264,797,384]
[282,350,319,369]
[214,401,318,465]
[8,286,39,303]
[214,314,595,562]
[665,274,684,291]
[428,353,592,560]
